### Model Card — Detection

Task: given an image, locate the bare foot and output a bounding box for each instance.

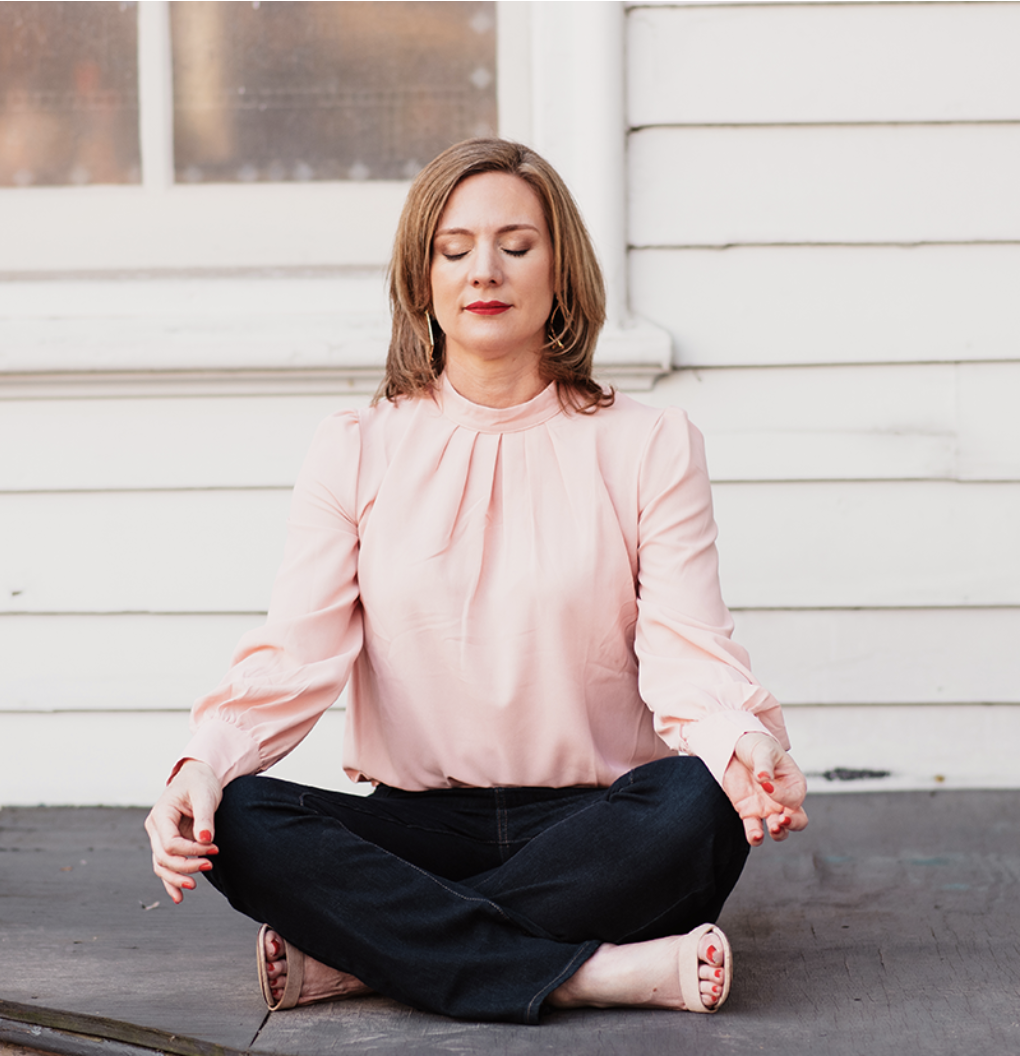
[263,928,372,1006]
[547,929,729,1011]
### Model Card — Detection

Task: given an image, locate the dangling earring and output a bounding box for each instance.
[425,310,436,350]
[547,298,567,352]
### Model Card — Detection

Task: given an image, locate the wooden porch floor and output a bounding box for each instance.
[2,790,1018,1056]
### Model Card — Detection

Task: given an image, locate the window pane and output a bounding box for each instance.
[171,1,496,183]
[0,1,140,187]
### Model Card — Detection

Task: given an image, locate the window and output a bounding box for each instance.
[0,1,498,271]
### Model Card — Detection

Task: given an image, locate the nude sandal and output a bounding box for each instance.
[678,923,733,1013]
[257,923,305,1011]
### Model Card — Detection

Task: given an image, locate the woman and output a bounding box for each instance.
[146,138,808,1024]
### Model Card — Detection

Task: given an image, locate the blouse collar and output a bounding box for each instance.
[436,373,563,434]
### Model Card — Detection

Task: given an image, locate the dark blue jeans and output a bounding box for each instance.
[207,755,748,1024]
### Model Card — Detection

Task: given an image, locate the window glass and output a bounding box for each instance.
[0,1,140,187]
[170,1,497,183]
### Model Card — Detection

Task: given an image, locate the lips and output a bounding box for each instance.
[465,301,511,315]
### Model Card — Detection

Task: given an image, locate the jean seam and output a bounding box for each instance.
[524,939,601,1024]
[495,787,510,862]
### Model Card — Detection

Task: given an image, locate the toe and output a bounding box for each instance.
[699,964,725,983]
[264,929,285,961]
[700,979,722,1005]
[697,932,724,968]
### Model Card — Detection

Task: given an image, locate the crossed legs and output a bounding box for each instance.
[207,756,748,1023]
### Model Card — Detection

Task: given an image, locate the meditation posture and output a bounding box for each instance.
[145,138,808,1024]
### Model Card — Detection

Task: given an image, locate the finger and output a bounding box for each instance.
[783,806,810,832]
[742,815,764,847]
[162,877,185,904]
[154,834,217,865]
[153,858,200,902]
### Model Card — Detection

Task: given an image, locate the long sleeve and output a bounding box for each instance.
[178,412,365,787]
[634,408,790,786]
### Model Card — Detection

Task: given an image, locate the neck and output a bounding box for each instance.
[443,352,547,408]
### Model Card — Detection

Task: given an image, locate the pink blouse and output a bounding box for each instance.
[180,375,790,791]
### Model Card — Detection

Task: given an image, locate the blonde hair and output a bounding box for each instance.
[379,138,611,412]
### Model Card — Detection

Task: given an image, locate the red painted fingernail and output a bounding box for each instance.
[781,815,792,827]
[761,781,775,794]
[200,861,213,871]
[199,830,212,843]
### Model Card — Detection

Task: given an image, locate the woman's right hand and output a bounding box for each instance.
[144,759,223,903]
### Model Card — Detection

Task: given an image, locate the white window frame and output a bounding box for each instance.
[0,1,669,394]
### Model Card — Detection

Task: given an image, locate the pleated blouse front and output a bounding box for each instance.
[181,375,789,791]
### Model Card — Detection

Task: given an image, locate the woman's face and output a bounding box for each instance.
[430,171,555,374]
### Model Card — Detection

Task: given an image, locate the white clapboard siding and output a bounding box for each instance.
[629,126,1020,246]
[0,614,262,711]
[3,607,1016,713]
[638,364,959,482]
[3,702,1017,806]
[0,394,366,492]
[3,483,1018,613]
[628,3,1020,126]
[1,490,292,614]
[711,481,1020,610]
[6,361,1017,493]
[731,608,1020,707]
[957,362,1020,482]
[784,704,1020,794]
[629,244,1020,367]
[0,707,360,807]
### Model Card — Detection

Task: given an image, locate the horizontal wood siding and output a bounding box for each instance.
[3,703,1018,806]
[5,362,1018,492]
[628,2,1020,125]
[630,245,1020,367]
[623,0,1020,792]
[3,482,1017,613]
[3,2,1017,803]
[630,125,1020,246]
[3,608,1016,714]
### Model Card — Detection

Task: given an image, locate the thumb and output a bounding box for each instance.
[749,738,781,794]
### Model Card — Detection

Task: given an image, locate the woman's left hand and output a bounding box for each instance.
[722,731,809,846]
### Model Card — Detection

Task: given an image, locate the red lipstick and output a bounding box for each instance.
[466,301,511,315]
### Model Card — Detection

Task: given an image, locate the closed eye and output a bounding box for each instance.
[503,248,528,257]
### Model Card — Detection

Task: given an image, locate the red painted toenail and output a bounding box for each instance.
[706,945,717,962]
[716,969,723,979]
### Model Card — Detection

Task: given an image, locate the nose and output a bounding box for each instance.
[469,240,502,287]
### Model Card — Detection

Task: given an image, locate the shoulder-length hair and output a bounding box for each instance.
[379,138,611,413]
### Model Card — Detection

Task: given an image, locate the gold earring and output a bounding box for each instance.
[548,300,567,351]
[425,310,436,350]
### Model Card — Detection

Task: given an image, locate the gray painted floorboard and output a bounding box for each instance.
[2,791,1018,1055]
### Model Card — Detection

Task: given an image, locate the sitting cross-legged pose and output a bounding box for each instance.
[145,138,808,1025]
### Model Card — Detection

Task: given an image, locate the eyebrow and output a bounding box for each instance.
[434,223,542,237]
